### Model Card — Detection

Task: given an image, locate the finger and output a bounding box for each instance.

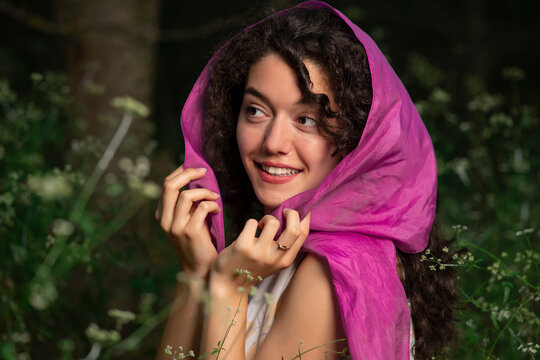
[160,167,207,230]
[164,164,184,181]
[175,188,220,222]
[165,167,208,191]
[275,209,301,251]
[257,215,280,246]
[183,200,221,235]
[281,212,311,267]
[286,212,311,255]
[156,165,185,222]
[236,218,259,245]
[155,198,163,221]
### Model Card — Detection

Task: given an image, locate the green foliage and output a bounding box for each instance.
[407,54,539,358]
[0,74,166,359]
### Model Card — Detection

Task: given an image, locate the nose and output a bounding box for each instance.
[263,115,292,154]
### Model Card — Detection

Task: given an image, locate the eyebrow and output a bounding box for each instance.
[244,86,307,106]
[244,87,271,104]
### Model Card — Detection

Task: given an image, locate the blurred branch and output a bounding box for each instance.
[159,13,247,42]
[0,0,75,35]
[159,5,268,42]
[159,0,298,41]
[0,0,271,42]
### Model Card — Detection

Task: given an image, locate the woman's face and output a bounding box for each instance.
[236,53,341,212]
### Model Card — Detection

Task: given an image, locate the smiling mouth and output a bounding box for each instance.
[257,163,301,176]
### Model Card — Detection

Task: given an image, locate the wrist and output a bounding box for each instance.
[176,271,207,294]
[208,268,254,299]
[178,260,213,280]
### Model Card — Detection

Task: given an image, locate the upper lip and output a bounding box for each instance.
[257,161,301,170]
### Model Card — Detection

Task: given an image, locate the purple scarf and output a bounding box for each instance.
[180,2,436,358]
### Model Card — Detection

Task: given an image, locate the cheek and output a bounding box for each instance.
[301,138,340,174]
[236,121,258,158]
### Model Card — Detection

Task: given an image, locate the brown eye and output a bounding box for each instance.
[246,106,265,117]
[297,116,317,127]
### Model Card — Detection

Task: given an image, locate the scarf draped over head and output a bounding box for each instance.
[180,1,437,359]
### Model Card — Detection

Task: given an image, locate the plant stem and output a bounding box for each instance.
[288,338,347,360]
[214,279,248,360]
[71,112,133,222]
[107,303,173,357]
[487,291,535,357]
[31,112,135,288]
[461,241,535,288]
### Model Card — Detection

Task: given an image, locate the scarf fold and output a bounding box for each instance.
[180,2,436,358]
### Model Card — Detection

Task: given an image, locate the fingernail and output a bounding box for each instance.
[212,192,220,197]
[199,167,207,172]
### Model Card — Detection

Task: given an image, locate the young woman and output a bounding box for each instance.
[155,2,459,359]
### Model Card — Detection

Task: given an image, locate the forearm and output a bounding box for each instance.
[200,273,249,360]
[156,275,205,360]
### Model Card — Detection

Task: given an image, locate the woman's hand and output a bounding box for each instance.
[210,209,311,288]
[155,165,221,278]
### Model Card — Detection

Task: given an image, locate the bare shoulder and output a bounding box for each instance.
[255,253,347,360]
[296,252,332,279]
[274,253,334,316]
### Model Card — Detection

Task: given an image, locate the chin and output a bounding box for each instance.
[259,199,281,213]
[256,193,287,213]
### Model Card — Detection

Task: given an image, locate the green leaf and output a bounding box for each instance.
[490,313,499,330]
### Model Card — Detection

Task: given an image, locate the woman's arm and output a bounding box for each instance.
[154,165,221,359]
[199,210,309,359]
[200,270,250,359]
[155,275,205,360]
[199,211,345,360]
[200,252,345,360]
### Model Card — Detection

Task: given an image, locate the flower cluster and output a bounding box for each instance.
[26,171,74,201]
[487,261,507,281]
[451,224,469,233]
[164,345,195,360]
[117,155,161,199]
[85,323,120,345]
[515,228,533,236]
[452,251,475,265]
[420,248,449,271]
[234,268,263,282]
[108,309,136,330]
[490,305,512,322]
[501,66,525,82]
[514,250,539,272]
[111,96,150,117]
[517,342,539,354]
[467,93,503,113]
[52,218,74,237]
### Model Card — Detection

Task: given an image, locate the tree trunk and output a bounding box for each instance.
[56,0,158,143]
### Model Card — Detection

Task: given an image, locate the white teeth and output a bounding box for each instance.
[261,164,300,176]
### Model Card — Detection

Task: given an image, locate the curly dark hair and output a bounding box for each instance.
[203,6,372,233]
[398,215,462,359]
[201,5,459,360]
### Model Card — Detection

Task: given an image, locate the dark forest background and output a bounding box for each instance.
[0,0,539,359]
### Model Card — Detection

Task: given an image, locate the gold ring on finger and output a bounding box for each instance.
[276,242,289,251]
